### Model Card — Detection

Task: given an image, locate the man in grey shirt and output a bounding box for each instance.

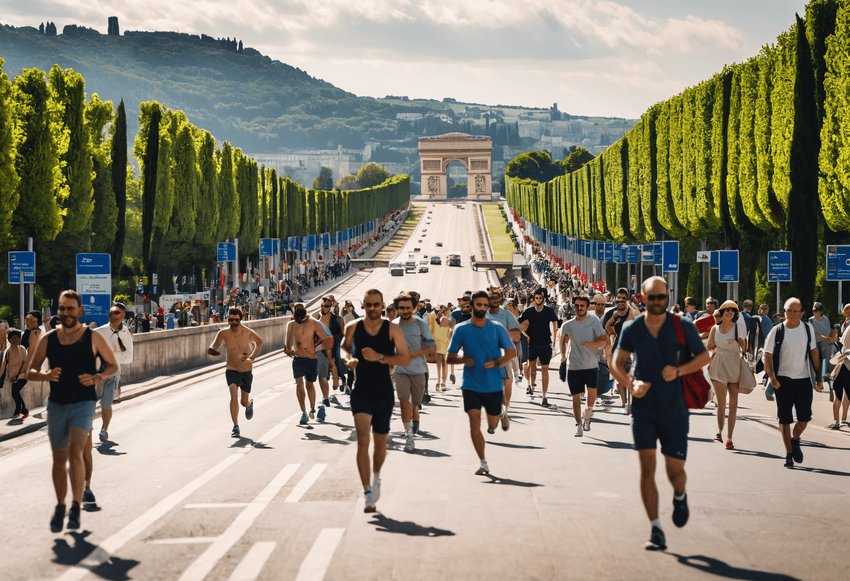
[486,290,521,431]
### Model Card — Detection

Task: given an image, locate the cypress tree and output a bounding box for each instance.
[217,142,238,240]
[86,94,117,254]
[111,100,127,271]
[196,131,219,245]
[166,123,200,253]
[0,58,20,253]
[141,106,160,277]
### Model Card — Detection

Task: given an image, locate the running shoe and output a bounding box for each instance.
[441,384,447,392]
[623,405,630,415]
[245,400,254,420]
[50,505,65,533]
[99,429,108,443]
[232,425,240,438]
[791,438,803,464]
[450,374,456,384]
[714,433,723,443]
[309,409,316,420]
[82,488,96,504]
[404,434,414,453]
[475,459,489,475]
[645,526,666,551]
[67,502,81,530]
[725,440,734,450]
[299,413,309,426]
[20,411,29,420]
[364,488,377,513]
[487,426,496,434]
[526,385,533,396]
[372,476,381,503]
[583,409,592,432]
[784,454,794,468]
[501,411,510,432]
[516,374,522,383]
[412,420,420,435]
[672,494,689,527]
[541,397,549,408]
[422,392,431,404]
[322,397,330,407]
[575,423,583,437]
[317,405,326,421]
[330,395,339,405]
[827,421,841,430]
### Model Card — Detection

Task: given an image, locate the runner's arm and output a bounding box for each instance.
[341,321,357,366]
[246,328,264,361]
[26,333,58,382]
[609,348,632,389]
[209,330,224,356]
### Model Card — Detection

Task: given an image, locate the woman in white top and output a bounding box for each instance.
[829,304,850,429]
[707,300,747,449]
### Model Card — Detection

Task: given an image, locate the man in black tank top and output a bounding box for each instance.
[341,289,411,513]
[27,290,119,533]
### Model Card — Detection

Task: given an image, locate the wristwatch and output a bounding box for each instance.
[378,354,385,363]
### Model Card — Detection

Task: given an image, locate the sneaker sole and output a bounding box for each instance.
[364,506,377,513]
[644,542,666,551]
[475,467,489,475]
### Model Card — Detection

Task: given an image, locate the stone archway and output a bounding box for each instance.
[419,132,492,200]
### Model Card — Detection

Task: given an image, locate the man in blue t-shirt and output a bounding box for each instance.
[448,290,516,477]
[610,277,710,552]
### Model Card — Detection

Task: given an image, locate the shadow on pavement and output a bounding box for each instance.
[96,441,126,456]
[667,553,801,580]
[303,432,351,446]
[791,465,850,477]
[481,473,543,488]
[370,514,455,537]
[581,438,634,450]
[487,441,544,450]
[730,448,784,460]
[53,532,140,580]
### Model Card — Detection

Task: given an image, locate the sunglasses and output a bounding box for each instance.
[646,294,668,302]
[364,302,382,308]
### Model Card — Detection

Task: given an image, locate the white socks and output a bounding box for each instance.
[650,518,661,530]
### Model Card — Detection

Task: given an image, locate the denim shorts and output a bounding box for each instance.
[47,400,96,450]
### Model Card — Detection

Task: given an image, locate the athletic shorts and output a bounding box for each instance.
[350,396,394,435]
[833,366,850,401]
[317,351,330,380]
[97,370,121,410]
[47,399,96,450]
[519,336,528,364]
[632,414,689,460]
[225,369,253,393]
[567,368,598,396]
[462,389,503,417]
[528,345,553,365]
[394,373,426,406]
[775,376,813,424]
[292,357,318,382]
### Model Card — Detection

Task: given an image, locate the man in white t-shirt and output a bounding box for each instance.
[763,297,823,469]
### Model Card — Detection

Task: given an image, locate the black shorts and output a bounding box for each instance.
[834,366,850,401]
[225,370,253,393]
[528,345,553,365]
[292,357,318,382]
[632,414,689,460]
[462,389,503,417]
[775,376,813,424]
[350,396,394,435]
[567,368,597,396]
[519,336,528,364]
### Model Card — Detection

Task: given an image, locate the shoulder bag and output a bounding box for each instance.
[672,314,712,409]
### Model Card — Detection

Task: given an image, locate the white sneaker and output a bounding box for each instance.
[624,403,630,415]
[364,488,376,513]
[475,459,489,475]
[372,476,381,503]
[575,423,583,437]
[583,409,592,432]
[404,433,415,452]
[500,411,510,432]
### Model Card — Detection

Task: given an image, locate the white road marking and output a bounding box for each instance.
[227,541,276,581]
[52,414,298,581]
[293,528,345,581]
[149,537,218,545]
[177,463,301,581]
[285,464,327,503]
[184,503,250,509]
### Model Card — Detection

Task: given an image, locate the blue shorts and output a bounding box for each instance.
[97,371,121,410]
[293,357,318,382]
[528,345,553,365]
[462,389,503,417]
[47,400,96,450]
[631,414,689,460]
[567,368,597,396]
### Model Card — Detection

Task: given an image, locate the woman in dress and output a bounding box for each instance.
[432,305,452,391]
[707,300,746,449]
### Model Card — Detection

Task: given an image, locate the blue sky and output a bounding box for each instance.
[1,0,809,118]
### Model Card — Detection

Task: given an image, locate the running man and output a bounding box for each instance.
[314,296,345,396]
[486,289,521,430]
[603,288,638,413]
[26,290,119,533]
[447,291,516,475]
[560,296,607,437]
[518,287,559,406]
[610,276,709,551]
[393,292,436,452]
[285,303,331,426]
[208,307,263,437]
[341,289,411,512]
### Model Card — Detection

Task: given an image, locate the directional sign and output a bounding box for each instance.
[259,238,273,257]
[217,242,236,262]
[718,250,739,283]
[273,239,280,255]
[641,244,654,262]
[76,253,111,327]
[322,233,330,249]
[826,245,850,281]
[597,241,605,260]
[662,241,679,273]
[654,242,663,266]
[627,245,639,265]
[768,251,792,282]
[8,251,36,284]
[331,232,338,245]
[614,244,626,264]
[710,251,719,269]
[696,251,711,263]
[605,243,613,263]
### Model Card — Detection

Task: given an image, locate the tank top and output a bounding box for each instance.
[46,328,98,404]
[352,319,395,402]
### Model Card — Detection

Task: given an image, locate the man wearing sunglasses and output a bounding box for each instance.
[610,277,709,552]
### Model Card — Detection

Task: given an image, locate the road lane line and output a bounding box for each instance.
[53,414,298,581]
[293,528,345,581]
[177,463,301,581]
[184,503,250,509]
[227,541,276,581]
[284,464,327,503]
[149,537,219,545]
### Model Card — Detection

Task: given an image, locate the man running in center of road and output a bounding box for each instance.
[342,289,410,513]
[448,291,516,476]
[285,303,331,426]
[518,287,559,406]
[208,307,264,438]
[610,276,710,552]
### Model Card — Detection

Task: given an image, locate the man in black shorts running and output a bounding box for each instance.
[341,289,410,513]
[208,307,264,438]
[518,287,559,406]
[285,304,331,426]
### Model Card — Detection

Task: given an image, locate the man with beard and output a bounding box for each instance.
[285,303,331,426]
[208,307,264,437]
[518,288,559,406]
[26,290,119,533]
[447,291,516,476]
[341,289,410,513]
[610,277,709,551]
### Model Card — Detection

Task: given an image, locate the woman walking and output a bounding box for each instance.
[432,305,452,391]
[707,301,747,449]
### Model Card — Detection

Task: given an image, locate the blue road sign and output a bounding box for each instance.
[654,242,663,266]
[710,251,719,269]
[613,244,626,264]
[331,232,338,245]
[597,241,605,260]
[605,243,613,263]
[641,244,654,262]
[662,241,679,272]
[217,242,236,262]
[288,236,299,251]
[627,245,639,265]
[76,253,111,327]
[768,251,792,282]
[273,239,280,255]
[8,251,36,284]
[259,239,273,257]
[323,233,330,248]
[826,245,850,281]
[718,250,739,283]
[348,228,354,241]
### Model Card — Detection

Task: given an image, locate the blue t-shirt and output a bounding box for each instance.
[617,314,706,420]
[448,320,514,393]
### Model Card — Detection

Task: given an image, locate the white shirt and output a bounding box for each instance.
[764,322,816,380]
[96,323,134,366]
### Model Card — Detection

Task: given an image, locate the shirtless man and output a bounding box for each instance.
[314,295,345,393]
[285,303,331,426]
[208,307,263,438]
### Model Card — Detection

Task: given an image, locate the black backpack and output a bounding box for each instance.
[756,322,816,378]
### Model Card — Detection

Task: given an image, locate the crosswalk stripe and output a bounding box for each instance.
[293,528,345,581]
[284,464,327,503]
[227,542,276,581]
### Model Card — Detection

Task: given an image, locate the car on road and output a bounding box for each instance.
[430,256,442,265]
[436,242,443,247]
[447,252,461,267]
[390,262,404,276]
[418,264,429,273]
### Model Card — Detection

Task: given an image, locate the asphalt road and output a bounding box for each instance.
[2,203,849,581]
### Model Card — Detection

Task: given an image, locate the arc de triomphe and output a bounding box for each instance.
[419,133,492,200]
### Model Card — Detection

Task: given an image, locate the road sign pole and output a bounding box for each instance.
[19,268,24,328]
[27,237,34,315]
[777,281,781,316]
